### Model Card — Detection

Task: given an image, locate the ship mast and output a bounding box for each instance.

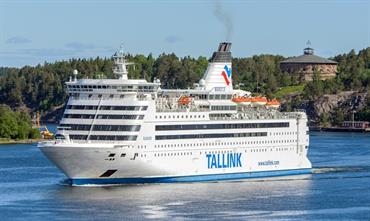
[112,44,134,80]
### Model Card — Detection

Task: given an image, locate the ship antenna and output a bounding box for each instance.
[73,69,78,82]
[112,43,134,80]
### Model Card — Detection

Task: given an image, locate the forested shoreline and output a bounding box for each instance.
[0,47,369,135]
[0,105,40,140]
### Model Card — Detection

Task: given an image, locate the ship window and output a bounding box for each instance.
[55,134,65,140]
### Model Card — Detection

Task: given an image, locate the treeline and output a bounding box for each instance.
[0,47,369,121]
[0,57,113,112]
[0,53,293,112]
[0,105,40,139]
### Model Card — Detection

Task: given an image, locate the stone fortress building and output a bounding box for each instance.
[280,42,337,81]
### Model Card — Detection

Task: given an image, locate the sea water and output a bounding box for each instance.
[0,132,369,220]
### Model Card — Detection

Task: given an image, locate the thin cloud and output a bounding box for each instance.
[5,36,32,44]
[0,46,115,67]
[20,48,74,57]
[65,42,95,51]
[164,35,182,44]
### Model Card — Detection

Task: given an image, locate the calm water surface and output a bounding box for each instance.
[0,132,369,220]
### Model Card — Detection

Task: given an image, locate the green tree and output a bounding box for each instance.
[303,71,324,100]
[0,105,19,139]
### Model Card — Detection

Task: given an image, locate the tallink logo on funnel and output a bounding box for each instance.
[221,65,231,85]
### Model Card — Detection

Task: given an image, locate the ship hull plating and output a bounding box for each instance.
[39,139,312,185]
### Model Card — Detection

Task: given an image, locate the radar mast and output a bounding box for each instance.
[112,44,134,80]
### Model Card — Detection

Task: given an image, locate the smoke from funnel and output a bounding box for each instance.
[213,0,233,41]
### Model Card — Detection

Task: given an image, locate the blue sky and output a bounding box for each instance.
[0,0,369,67]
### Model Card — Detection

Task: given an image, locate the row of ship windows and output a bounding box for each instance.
[66,105,148,111]
[154,152,193,157]
[70,94,126,99]
[67,135,296,142]
[250,147,294,152]
[133,147,295,159]
[69,135,137,140]
[211,106,237,111]
[156,115,206,119]
[160,94,232,101]
[208,94,233,100]
[196,105,237,111]
[155,132,267,140]
[68,84,156,90]
[60,124,141,131]
[156,122,289,131]
[154,139,297,148]
[63,114,144,120]
[271,131,297,136]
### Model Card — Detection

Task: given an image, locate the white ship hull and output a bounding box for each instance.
[39,116,311,185]
[39,146,311,185]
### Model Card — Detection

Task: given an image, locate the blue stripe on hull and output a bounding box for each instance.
[70,168,312,186]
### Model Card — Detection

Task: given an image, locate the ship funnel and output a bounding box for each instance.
[200,42,233,92]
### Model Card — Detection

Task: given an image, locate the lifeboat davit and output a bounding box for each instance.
[178,95,191,105]
[232,96,252,105]
[251,96,267,106]
[266,99,280,108]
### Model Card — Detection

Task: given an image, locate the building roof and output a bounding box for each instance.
[280,47,337,64]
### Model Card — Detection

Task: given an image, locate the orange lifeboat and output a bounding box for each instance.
[251,96,267,106]
[232,96,252,105]
[266,99,280,108]
[178,95,191,105]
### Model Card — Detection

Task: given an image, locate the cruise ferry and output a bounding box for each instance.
[38,42,312,185]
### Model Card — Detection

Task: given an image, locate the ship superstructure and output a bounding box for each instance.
[38,43,312,185]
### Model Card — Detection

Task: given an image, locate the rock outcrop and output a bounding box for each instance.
[282,91,368,125]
